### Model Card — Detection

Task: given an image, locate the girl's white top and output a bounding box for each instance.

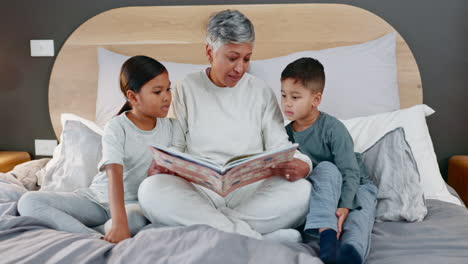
[78,113,184,207]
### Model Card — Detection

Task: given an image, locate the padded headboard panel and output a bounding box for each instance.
[49,4,422,137]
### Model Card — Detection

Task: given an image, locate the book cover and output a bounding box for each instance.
[150,144,298,197]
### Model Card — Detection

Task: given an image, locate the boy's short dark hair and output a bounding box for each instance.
[281,57,325,93]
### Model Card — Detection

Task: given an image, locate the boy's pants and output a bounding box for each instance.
[304,161,378,261]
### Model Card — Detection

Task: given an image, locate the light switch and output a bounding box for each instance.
[35,139,58,156]
[30,40,54,57]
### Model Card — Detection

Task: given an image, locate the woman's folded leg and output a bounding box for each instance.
[226,176,311,234]
[138,174,261,239]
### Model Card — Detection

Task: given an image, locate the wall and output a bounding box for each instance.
[0,0,467,179]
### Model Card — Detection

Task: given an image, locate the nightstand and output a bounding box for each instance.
[0,151,31,173]
[448,155,468,207]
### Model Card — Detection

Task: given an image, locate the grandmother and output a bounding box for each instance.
[138,10,312,242]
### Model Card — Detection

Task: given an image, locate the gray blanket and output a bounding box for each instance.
[2,180,468,264]
[0,182,321,264]
[367,199,468,264]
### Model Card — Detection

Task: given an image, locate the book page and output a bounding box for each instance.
[151,144,224,173]
[222,144,298,172]
[223,154,256,166]
[220,144,298,195]
[150,146,223,193]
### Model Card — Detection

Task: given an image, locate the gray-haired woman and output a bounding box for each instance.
[138,10,312,242]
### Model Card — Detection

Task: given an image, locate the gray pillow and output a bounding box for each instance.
[362,127,427,222]
[39,119,103,192]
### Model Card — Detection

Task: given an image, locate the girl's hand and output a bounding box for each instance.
[335,208,350,239]
[270,158,309,181]
[104,164,131,244]
[147,160,177,176]
[103,224,131,244]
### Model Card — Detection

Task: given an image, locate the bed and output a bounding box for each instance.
[1,4,468,264]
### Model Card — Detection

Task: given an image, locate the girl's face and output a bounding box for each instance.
[206,42,253,87]
[130,71,172,118]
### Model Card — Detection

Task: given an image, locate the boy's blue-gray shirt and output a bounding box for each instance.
[285,112,371,210]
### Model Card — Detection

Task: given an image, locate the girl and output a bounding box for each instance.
[18,55,183,243]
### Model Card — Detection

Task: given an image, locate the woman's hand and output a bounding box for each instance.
[103,223,131,244]
[270,158,310,181]
[147,160,177,176]
[335,208,350,239]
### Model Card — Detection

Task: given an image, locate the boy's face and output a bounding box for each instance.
[281,78,322,121]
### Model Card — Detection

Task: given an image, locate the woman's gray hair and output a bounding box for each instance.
[206,10,255,51]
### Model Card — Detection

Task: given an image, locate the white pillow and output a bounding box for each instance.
[248,32,399,119]
[96,48,207,127]
[39,114,103,192]
[97,33,397,126]
[340,104,461,206]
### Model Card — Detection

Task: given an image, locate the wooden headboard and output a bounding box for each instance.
[49,4,422,138]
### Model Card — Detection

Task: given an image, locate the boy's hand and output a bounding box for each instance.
[147,160,177,176]
[336,208,350,239]
[103,224,131,244]
[271,158,309,181]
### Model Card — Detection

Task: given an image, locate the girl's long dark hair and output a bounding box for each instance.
[117,55,167,115]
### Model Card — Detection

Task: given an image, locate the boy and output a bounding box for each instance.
[280,57,378,264]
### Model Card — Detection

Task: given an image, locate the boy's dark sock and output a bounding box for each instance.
[337,244,362,264]
[319,229,338,264]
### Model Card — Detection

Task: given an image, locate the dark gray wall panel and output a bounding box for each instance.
[0,0,467,179]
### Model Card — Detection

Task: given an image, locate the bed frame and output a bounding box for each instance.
[48,4,422,137]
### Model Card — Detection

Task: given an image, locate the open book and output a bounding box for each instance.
[149,144,299,197]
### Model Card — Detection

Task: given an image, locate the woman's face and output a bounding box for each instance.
[206,42,253,87]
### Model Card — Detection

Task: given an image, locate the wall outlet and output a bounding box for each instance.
[35,139,58,156]
[30,40,54,57]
